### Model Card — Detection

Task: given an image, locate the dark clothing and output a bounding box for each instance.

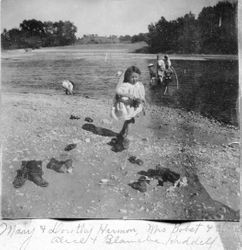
[164,68,173,81]
[115,94,141,108]
[148,67,156,78]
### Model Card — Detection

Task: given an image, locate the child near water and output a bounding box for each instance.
[157,55,172,82]
[111,66,146,152]
[62,80,74,95]
[148,63,156,86]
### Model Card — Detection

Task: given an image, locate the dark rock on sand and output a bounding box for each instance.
[136,159,144,166]
[84,117,93,123]
[138,175,150,184]
[70,115,80,120]
[64,144,77,151]
[47,158,73,173]
[128,156,137,164]
[138,165,180,185]
[128,156,143,165]
[129,180,147,192]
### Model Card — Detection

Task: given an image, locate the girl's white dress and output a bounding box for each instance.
[111,73,145,121]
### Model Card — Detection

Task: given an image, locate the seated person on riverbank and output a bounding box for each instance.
[157,54,172,84]
[157,54,165,84]
[164,55,172,69]
[163,55,173,94]
[157,55,173,94]
[111,66,146,152]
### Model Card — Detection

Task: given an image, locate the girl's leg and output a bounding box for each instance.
[119,118,135,139]
[112,118,135,152]
[119,120,129,138]
[119,118,135,149]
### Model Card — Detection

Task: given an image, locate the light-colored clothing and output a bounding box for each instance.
[111,73,145,121]
[157,59,166,78]
[165,58,172,68]
[157,58,172,80]
[157,59,166,71]
[62,80,74,94]
[158,58,171,70]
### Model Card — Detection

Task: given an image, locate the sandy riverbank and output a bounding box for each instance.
[1,91,240,220]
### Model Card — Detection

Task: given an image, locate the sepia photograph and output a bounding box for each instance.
[1,0,240,220]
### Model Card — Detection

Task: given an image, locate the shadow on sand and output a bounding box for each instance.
[136,165,239,220]
[82,123,117,137]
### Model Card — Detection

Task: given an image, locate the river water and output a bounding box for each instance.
[1,45,238,125]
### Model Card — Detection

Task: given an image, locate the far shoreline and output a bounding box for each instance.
[1,42,238,61]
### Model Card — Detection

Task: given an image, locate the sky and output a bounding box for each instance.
[1,0,236,37]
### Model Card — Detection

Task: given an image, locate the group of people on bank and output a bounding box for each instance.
[148,54,173,94]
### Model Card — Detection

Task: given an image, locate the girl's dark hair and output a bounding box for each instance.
[123,66,141,82]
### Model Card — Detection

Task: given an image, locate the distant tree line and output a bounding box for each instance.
[146,1,237,54]
[77,34,120,44]
[130,33,148,43]
[76,33,148,44]
[1,19,77,49]
[1,1,237,54]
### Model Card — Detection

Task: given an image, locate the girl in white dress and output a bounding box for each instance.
[111,66,146,151]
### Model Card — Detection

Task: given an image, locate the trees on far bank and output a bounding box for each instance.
[146,1,237,54]
[1,19,77,49]
[1,1,237,54]
[76,34,147,44]
[197,1,237,54]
